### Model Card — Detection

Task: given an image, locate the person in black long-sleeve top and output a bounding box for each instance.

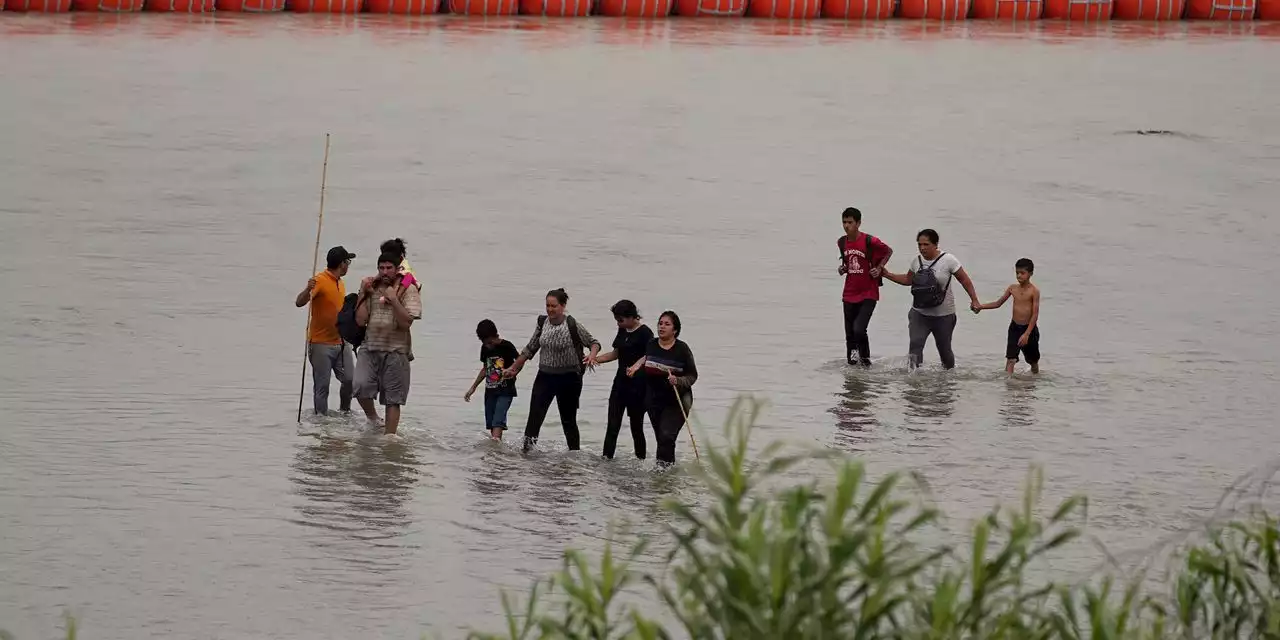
[595,300,654,460]
[626,310,697,466]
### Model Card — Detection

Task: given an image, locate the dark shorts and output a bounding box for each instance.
[1006,322,1041,363]
[354,349,411,406]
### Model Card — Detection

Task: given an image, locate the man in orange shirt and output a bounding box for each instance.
[295,246,356,416]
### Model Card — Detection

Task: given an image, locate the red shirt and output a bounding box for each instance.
[840,232,890,303]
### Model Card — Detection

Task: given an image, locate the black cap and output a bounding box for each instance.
[326,246,356,268]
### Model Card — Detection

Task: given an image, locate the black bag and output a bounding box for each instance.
[537,314,586,375]
[838,234,883,287]
[910,253,952,309]
[336,293,365,349]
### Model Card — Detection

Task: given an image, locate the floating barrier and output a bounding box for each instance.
[146,0,213,9]
[447,0,517,13]
[971,0,1042,17]
[4,0,73,10]
[519,0,590,15]
[1111,0,1181,18]
[1184,0,1254,17]
[290,0,364,11]
[899,0,970,19]
[217,0,286,11]
[746,0,820,18]
[72,0,143,10]
[675,0,746,16]
[597,0,671,16]
[366,0,439,12]
[1043,0,1111,19]
[820,0,894,19]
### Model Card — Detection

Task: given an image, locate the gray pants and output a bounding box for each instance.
[908,310,958,369]
[354,349,411,407]
[309,342,353,415]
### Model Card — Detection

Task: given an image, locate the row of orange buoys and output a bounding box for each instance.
[1,0,1275,20]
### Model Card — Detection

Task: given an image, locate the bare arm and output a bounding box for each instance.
[465,365,486,398]
[595,349,619,364]
[954,267,980,307]
[295,277,316,308]
[882,268,912,286]
[980,286,1013,311]
[1024,288,1041,335]
[626,356,647,377]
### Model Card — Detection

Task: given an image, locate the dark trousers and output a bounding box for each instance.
[647,392,691,465]
[522,371,583,451]
[908,309,958,369]
[842,300,877,365]
[603,376,647,459]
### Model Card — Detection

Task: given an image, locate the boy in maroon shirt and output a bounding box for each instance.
[837,207,893,366]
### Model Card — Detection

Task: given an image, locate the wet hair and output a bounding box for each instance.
[610,299,639,319]
[476,319,498,340]
[659,310,682,337]
[546,288,568,306]
[842,207,862,223]
[1015,258,1035,274]
[377,252,400,267]
[380,238,407,261]
[917,228,940,245]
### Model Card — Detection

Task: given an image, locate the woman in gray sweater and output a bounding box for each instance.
[504,288,601,452]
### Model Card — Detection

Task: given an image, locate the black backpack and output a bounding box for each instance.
[336,293,365,349]
[910,253,952,309]
[838,234,883,287]
[537,314,586,375]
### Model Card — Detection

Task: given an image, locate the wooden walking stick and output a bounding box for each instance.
[297,133,331,424]
[673,386,700,461]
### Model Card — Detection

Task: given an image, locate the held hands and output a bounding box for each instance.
[668,371,678,387]
[582,353,598,370]
[970,301,982,314]
[626,363,641,378]
[869,266,882,278]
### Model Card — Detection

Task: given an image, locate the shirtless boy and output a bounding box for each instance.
[976,258,1041,374]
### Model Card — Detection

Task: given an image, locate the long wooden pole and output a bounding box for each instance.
[673,387,700,461]
[298,134,331,424]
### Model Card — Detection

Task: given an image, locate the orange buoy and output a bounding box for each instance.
[447,0,516,12]
[367,0,438,11]
[820,0,893,18]
[290,0,363,11]
[596,0,670,14]
[72,0,144,10]
[675,0,745,14]
[216,0,285,10]
[4,0,72,10]
[1184,0,1253,18]
[970,0,1040,17]
[1259,0,1278,17]
[518,0,589,15]
[146,0,213,9]
[1042,0,1111,19]
[746,0,820,18]
[1111,0,1181,17]
[898,0,969,18]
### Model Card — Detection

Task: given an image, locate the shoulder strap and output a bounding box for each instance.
[865,234,873,259]
[838,235,847,256]
[537,314,547,329]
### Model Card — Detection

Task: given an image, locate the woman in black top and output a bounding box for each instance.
[626,310,697,466]
[594,300,654,460]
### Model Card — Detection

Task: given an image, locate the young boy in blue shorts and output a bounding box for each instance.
[464,319,520,440]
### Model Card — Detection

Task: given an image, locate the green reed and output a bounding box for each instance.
[7,395,1280,639]
[467,394,1280,640]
